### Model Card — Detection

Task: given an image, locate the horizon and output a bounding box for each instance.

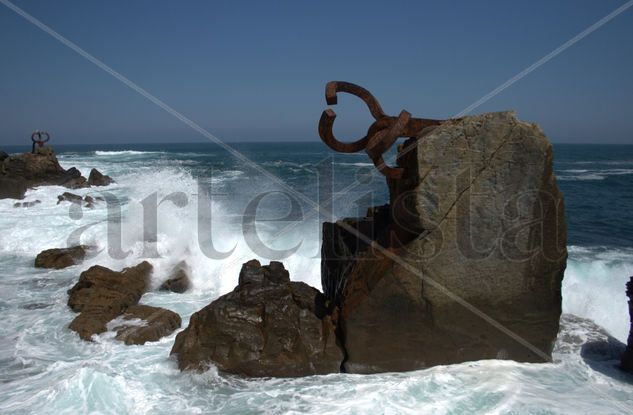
[2,0,633,145]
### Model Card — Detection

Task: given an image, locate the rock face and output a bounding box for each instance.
[621,277,633,372]
[322,111,567,373]
[35,245,91,269]
[111,305,182,345]
[171,260,343,377]
[0,147,89,199]
[88,168,114,186]
[159,261,191,293]
[67,261,180,343]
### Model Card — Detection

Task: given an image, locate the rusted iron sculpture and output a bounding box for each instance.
[31,130,50,154]
[318,81,445,179]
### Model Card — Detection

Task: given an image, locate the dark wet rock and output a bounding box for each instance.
[159,261,191,293]
[21,303,52,310]
[13,200,41,208]
[0,148,91,199]
[57,192,99,208]
[112,305,181,345]
[67,261,153,341]
[171,260,343,377]
[322,111,567,373]
[35,245,91,269]
[88,168,114,187]
[621,277,633,373]
[0,150,8,162]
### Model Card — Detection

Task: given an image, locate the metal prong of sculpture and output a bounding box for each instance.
[31,130,51,154]
[318,81,445,179]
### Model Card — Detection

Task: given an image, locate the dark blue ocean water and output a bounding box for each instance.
[6,141,631,249]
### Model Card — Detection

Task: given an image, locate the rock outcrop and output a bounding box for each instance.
[0,148,113,199]
[0,147,89,199]
[35,245,91,269]
[159,261,191,293]
[67,261,181,343]
[111,305,182,345]
[88,168,114,187]
[171,260,343,377]
[621,277,633,372]
[322,111,567,373]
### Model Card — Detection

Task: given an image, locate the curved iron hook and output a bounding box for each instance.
[365,110,410,179]
[319,81,388,153]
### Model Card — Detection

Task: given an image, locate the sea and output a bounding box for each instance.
[0,142,632,414]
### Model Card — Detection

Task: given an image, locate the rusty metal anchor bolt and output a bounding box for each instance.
[318,81,445,179]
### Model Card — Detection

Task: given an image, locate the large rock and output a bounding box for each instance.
[88,168,114,186]
[111,305,181,345]
[67,261,153,340]
[322,111,567,373]
[35,245,91,269]
[0,148,90,199]
[621,277,633,372]
[171,260,343,377]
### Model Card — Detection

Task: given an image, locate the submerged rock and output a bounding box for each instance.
[88,168,114,186]
[112,305,181,345]
[35,245,91,269]
[171,260,343,377]
[159,261,191,293]
[57,192,99,208]
[322,111,567,373]
[13,200,41,208]
[621,277,633,372]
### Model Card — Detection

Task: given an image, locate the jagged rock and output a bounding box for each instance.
[160,261,191,293]
[171,260,343,377]
[0,150,8,162]
[0,148,90,199]
[88,168,114,186]
[13,200,41,208]
[322,111,567,373]
[621,277,633,372]
[35,245,91,269]
[111,305,181,345]
[67,262,153,341]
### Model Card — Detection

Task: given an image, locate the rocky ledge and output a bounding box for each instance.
[35,245,92,269]
[170,260,343,377]
[67,261,181,344]
[0,146,114,200]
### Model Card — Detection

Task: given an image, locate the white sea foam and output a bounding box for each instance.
[95,150,162,156]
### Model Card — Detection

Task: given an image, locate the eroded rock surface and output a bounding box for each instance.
[67,261,180,343]
[35,245,91,269]
[111,305,182,345]
[322,111,567,373]
[171,260,343,377]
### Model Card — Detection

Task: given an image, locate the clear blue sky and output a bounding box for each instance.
[1,0,632,145]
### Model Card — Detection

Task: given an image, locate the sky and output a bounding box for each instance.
[1,0,632,145]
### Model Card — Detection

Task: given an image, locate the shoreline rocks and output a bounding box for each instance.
[0,147,113,199]
[171,260,343,377]
[322,111,567,373]
[67,261,181,343]
[35,245,92,269]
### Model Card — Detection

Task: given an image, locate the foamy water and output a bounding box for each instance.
[1,144,632,414]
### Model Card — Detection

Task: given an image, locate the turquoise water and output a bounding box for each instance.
[0,142,632,414]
